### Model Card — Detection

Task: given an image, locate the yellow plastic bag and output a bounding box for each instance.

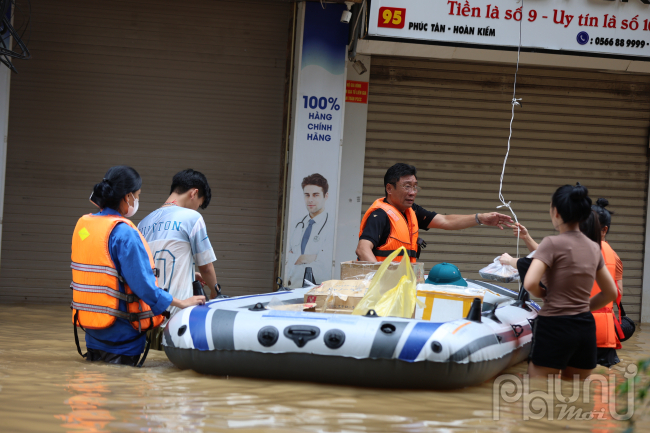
[352,247,420,318]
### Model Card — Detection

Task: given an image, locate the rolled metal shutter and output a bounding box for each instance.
[0,0,291,302]
[364,56,650,322]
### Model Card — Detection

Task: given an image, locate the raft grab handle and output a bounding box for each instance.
[284,325,320,348]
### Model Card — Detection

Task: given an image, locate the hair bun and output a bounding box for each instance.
[92,179,116,208]
[570,182,588,201]
[596,198,609,208]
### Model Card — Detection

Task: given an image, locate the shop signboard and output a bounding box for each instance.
[368,0,650,59]
[283,2,349,288]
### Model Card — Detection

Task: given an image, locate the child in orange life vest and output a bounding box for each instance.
[522,184,617,380]
[72,166,206,366]
[592,198,623,295]
[591,198,624,367]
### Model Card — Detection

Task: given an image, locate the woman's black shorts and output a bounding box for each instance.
[530,312,597,370]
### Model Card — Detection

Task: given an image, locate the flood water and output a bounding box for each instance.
[1,304,649,433]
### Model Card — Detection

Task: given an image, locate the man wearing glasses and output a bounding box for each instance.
[356,163,513,263]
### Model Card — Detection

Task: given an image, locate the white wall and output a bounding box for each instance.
[334,55,371,278]
[0,64,10,261]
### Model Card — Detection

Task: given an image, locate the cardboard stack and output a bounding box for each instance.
[303,279,370,314]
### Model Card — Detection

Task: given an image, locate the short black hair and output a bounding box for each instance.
[92,166,142,211]
[551,182,592,224]
[384,163,417,197]
[170,169,211,209]
[301,173,329,194]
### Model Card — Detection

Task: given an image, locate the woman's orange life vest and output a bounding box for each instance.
[70,214,164,332]
[591,241,623,349]
[359,198,419,263]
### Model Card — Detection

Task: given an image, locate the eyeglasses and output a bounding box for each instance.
[390,183,421,194]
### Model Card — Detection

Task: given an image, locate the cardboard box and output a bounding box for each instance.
[323,308,354,315]
[415,285,484,322]
[340,261,425,284]
[304,279,369,312]
[268,302,315,312]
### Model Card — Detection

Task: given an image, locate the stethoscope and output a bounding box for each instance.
[295,213,328,241]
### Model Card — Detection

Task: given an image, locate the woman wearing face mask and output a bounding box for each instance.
[71,166,206,366]
[522,183,617,379]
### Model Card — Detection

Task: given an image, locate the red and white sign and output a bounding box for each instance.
[378,7,406,29]
[345,80,369,104]
[369,0,650,58]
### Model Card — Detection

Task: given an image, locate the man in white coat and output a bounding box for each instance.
[286,173,332,288]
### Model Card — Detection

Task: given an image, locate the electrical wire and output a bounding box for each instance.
[0,0,32,72]
[496,0,523,258]
[348,0,366,62]
[350,0,366,44]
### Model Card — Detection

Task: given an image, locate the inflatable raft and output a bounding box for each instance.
[163,280,539,389]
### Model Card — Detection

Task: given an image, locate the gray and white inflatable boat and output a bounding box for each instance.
[163,280,539,389]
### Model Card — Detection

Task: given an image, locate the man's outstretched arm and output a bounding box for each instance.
[428,212,513,230]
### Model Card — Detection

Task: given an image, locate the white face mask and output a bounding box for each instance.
[125,193,139,218]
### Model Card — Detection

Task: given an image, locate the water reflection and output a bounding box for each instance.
[55,372,114,433]
[0,304,647,432]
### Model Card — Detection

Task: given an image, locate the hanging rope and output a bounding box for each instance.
[496,0,524,258]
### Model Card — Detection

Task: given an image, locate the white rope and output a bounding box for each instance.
[496,0,524,258]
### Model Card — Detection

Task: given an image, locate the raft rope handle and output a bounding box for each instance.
[496,0,524,259]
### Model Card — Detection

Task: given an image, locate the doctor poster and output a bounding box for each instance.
[284,2,348,288]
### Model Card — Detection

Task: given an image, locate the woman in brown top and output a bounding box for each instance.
[523,183,617,379]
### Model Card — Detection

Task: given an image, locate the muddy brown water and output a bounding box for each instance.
[1,304,649,433]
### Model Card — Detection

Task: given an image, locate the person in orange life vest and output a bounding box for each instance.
[523,184,617,380]
[356,163,514,263]
[592,198,623,295]
[72,166,206,366]
[500,208,622,367]
[591,198,624,367]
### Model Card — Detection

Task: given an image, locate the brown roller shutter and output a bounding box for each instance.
[363,56,650,322]
[0,0,292,302]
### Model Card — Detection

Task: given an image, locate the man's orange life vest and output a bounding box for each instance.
[359,198,418,263]
[591,241,623,349]
[71,214,164,332]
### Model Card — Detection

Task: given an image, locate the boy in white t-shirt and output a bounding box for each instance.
[138,169,218,321]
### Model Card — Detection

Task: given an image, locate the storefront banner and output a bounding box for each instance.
[369,0,650,58]
[283,2,348,288]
